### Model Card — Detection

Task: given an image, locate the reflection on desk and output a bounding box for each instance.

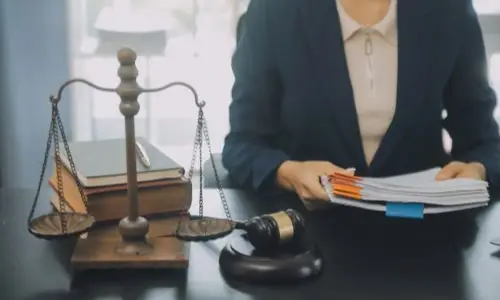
[0,188,499,300]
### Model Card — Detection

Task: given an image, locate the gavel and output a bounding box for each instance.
[217,209,322,284]
[175,209,306,249]
[235,209,306,251]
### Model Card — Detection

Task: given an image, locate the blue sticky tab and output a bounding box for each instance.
[385,203,424,219]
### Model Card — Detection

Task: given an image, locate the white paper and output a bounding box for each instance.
[320,168,490,214]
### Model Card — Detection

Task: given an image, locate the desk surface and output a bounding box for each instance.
[1,188,500,300]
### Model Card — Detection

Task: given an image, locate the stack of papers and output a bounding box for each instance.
[320,167,490,218]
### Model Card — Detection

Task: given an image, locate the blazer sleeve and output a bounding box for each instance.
[443,3,500,188]
[221,0,289,192]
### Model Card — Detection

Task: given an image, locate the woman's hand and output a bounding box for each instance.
[276,160,355,209]
[435,161,486,181]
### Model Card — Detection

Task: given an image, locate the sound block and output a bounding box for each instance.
[71,217,189,271]
[219,234,323,283]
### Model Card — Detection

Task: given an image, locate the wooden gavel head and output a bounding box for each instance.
[239,209,306,251]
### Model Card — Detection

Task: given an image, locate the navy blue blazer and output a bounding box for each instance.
[221,0,500,194]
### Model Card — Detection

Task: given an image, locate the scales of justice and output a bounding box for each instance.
[27,47,236,268]
[27,47,323,280]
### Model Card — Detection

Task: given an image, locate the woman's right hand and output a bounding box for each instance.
[276,160,354,209]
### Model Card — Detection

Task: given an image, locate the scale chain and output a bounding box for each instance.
[198,120,204,217]
[27,117,54,226]
[55,106,88,209]
[201,113,231,220]
[52,105,68,232]
[27,102,89,233]
[186,107,232,221]
[187,121,201,181]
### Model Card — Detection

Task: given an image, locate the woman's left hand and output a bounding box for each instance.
[435,161,486,181]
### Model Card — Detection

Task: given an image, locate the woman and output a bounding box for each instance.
[221,0,500,206]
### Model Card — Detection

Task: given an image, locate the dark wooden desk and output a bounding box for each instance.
[1,188,500,300]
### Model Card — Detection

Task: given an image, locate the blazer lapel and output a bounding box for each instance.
[300,0,367,169]
[368,0,439,174]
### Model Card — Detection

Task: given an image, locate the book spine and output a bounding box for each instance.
[50,180,192,223]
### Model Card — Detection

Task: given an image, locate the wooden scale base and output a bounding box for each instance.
[70,216,190,271]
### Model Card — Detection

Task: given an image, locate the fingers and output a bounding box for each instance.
[320,163,355,176]
[295,184,327,201]
[295,186,313,201]
[298,177,329,201]
[455,168,478,179]
[455,163,484,179]
[297,183,331,211]
[435,161,466,180]
[293,161,355,209]
[299,162,354,201]
[306,183,330,201]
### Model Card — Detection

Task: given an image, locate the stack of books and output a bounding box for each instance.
[320,167,490,218]
[49,137,191,223]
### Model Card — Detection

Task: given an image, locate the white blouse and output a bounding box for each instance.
[336,0,398,165]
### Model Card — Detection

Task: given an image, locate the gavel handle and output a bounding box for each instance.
[234,221,246,230]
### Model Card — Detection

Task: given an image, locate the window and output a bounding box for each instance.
[442,1,500,151]
[475,0,500,119]
[68,0,249,170]
[474,0,500,14]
